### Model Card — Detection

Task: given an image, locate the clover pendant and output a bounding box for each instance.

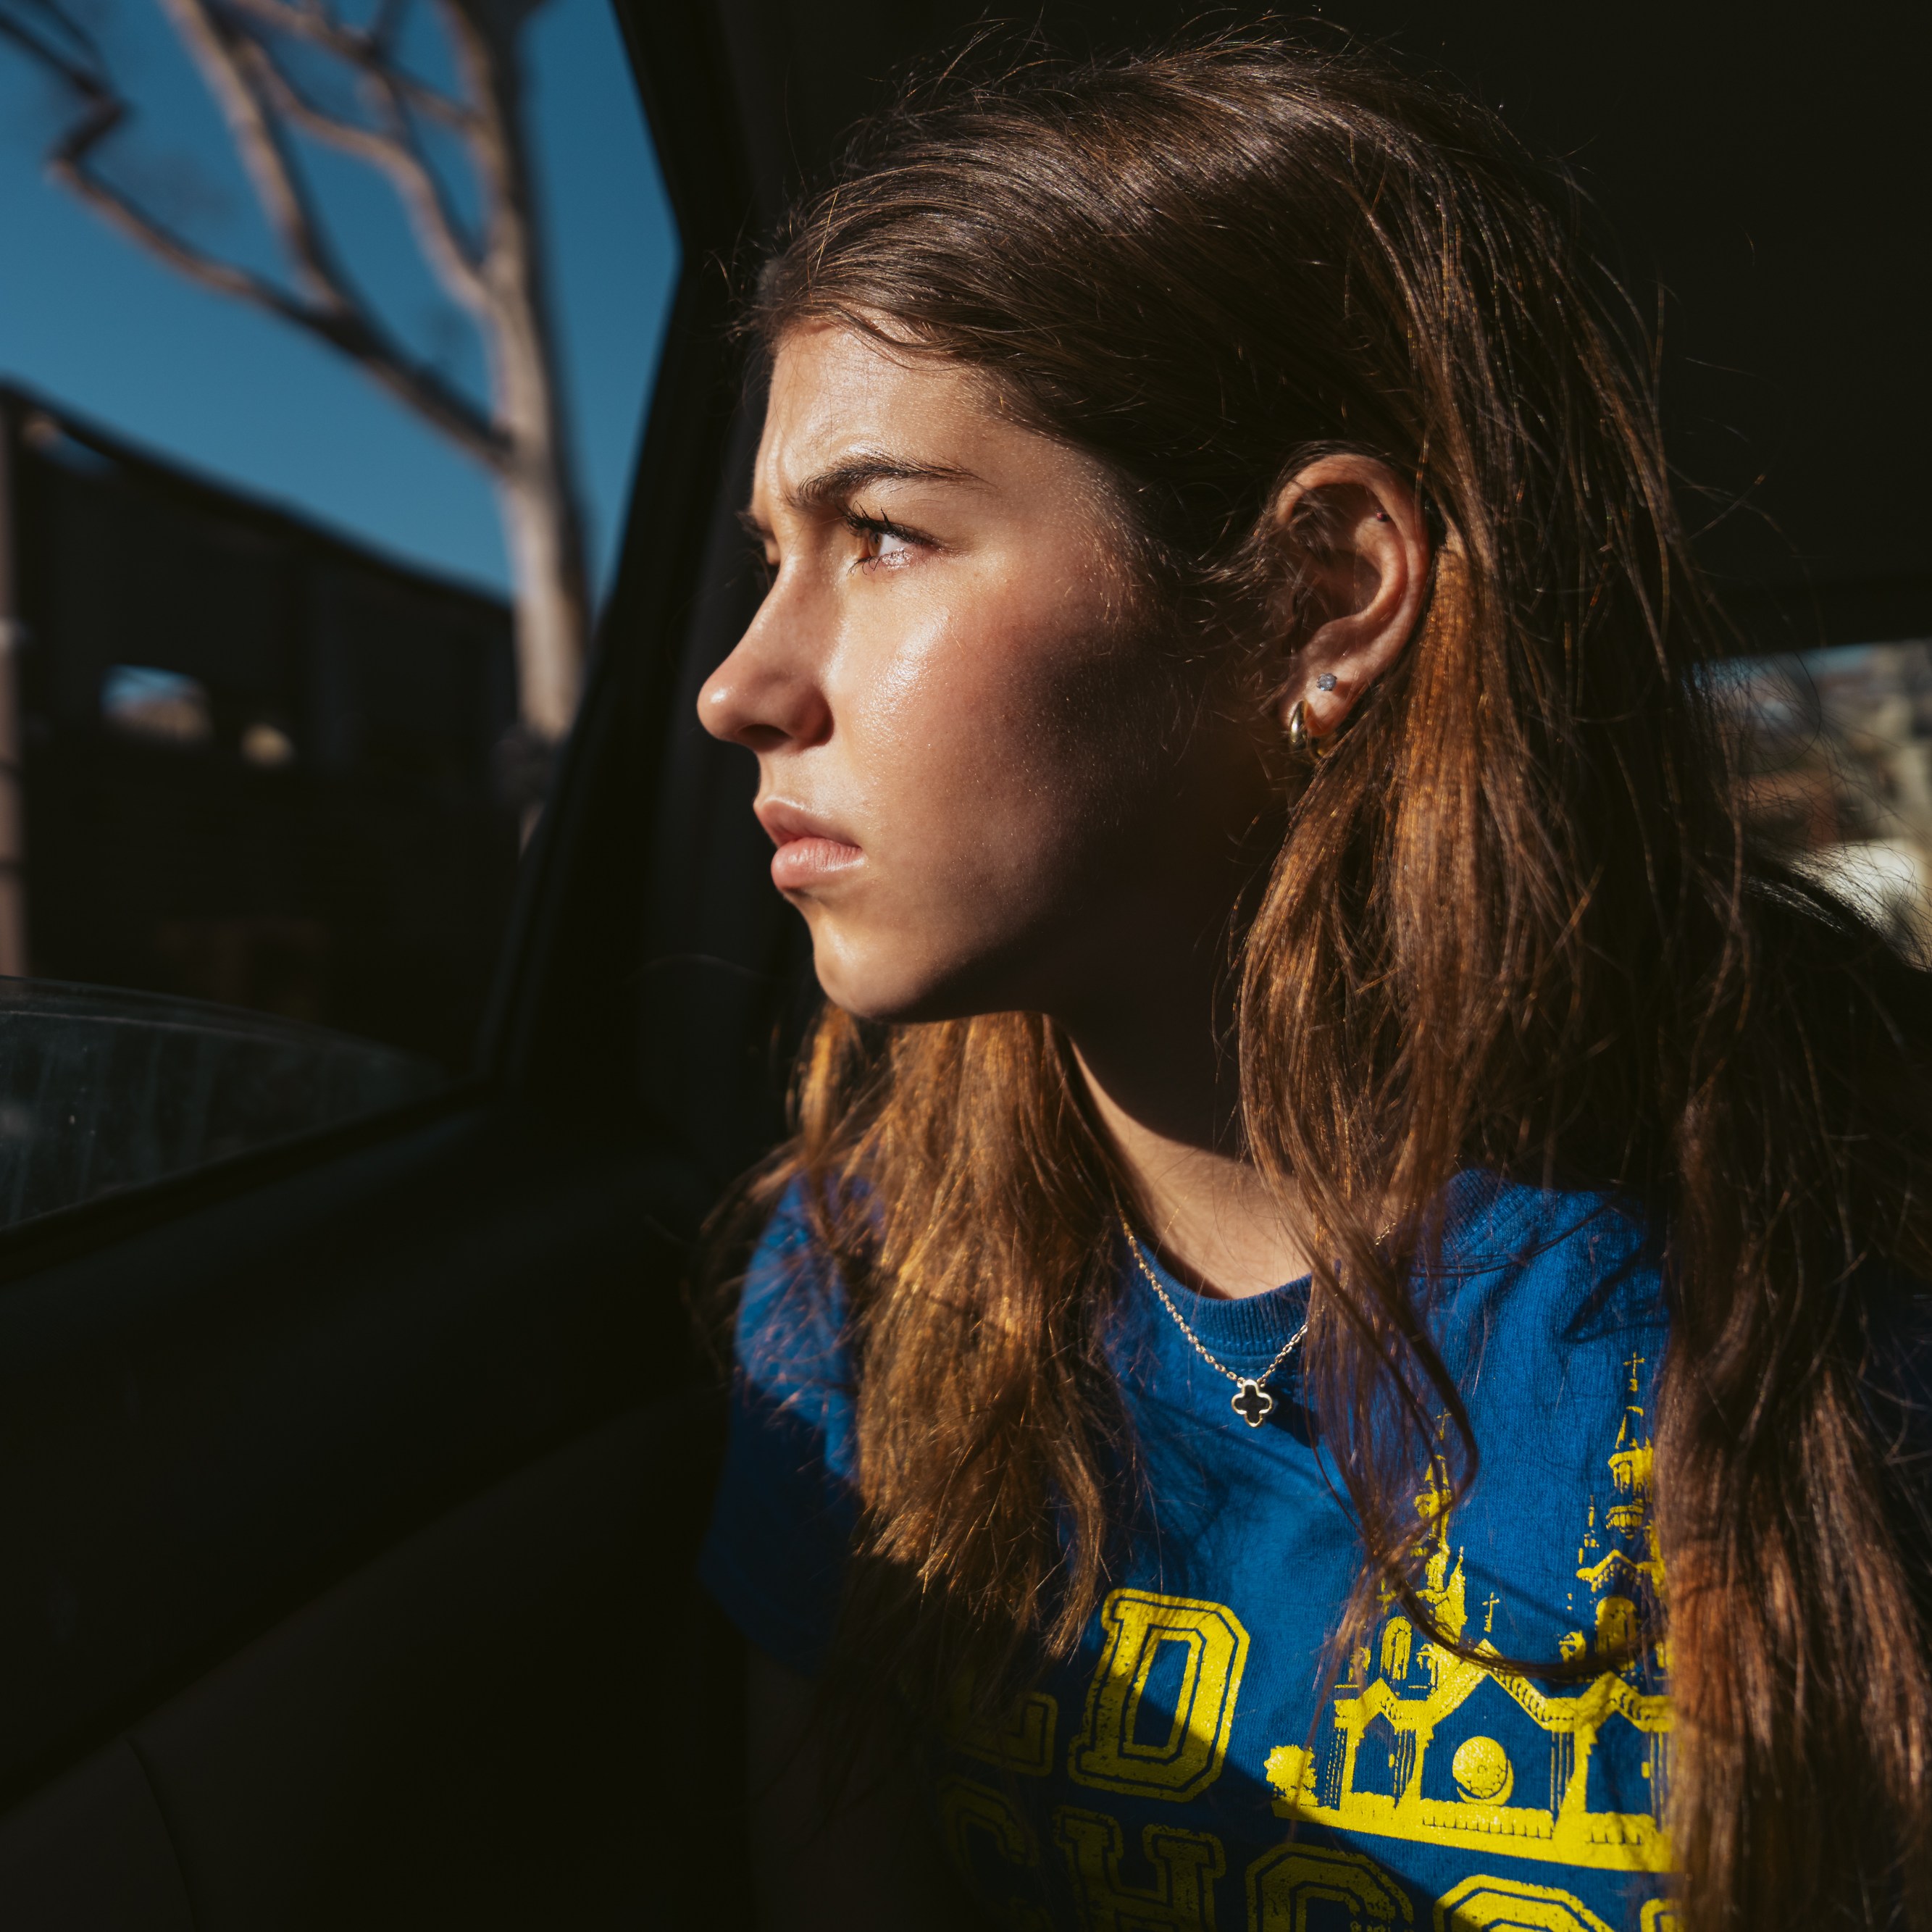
[1231,1379,1275,1428]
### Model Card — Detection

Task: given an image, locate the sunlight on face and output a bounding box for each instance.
[697,323,1273,1024]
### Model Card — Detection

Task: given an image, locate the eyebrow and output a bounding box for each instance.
[790,454,979,514]
[739,454,982,535]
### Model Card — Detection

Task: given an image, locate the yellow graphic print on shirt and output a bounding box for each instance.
[1246,1841,1416,1928]
[936,1776,1056,1932]
[1069,1591,1251,1802]
[1053,1807,1227,1931]
[948,1671,1061,1778]
[1264,1358,1670,1875]
[1244,1848,1652,1931]
[1434,1873,1615,1930]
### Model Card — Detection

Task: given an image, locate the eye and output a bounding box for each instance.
[845,509,924,572]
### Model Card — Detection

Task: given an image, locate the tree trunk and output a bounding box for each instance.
[14,0,598,750]
[445,0,590,747]
[495,396,590,745]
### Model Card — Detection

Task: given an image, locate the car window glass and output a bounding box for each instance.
[1727,638,1932,955]
[0,0,676,1224]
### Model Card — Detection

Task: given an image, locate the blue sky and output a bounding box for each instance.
[0,0,678,601]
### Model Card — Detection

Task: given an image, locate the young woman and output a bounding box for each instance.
[695,34,1932,1931]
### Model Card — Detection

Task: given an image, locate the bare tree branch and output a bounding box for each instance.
[53,141,507,464]
[0,0,105,95]
[218,0,481,134]
[156,0,351,308]
[240,35,493,312]
[434,0,520,275]
[11,0,509,467]
[1,0,589,737]
[164,0,499,323]
[364,0,409,54]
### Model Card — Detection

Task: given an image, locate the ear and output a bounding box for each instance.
[1266,453,1431,742]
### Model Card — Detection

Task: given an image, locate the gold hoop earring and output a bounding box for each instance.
[1287,699,1323,764]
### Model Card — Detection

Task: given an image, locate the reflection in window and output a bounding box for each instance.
[9,393,520,1068]
[0,0,673,1221]
[101,666,214,745]
[0,982,443,1226]
[1726,640,1932,958]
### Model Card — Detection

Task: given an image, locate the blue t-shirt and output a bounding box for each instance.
[701,1174,1680,1932]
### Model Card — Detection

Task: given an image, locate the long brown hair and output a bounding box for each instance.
[720,30,1932,1925]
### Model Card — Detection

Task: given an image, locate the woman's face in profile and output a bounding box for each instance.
[699,322,1275,1024]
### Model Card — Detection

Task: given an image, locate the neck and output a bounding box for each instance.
[1065,979,1309,1302]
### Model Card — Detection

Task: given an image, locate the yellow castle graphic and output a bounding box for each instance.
[1266,1352,1672,1874]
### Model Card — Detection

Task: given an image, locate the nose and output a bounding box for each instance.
[696,580,832,753]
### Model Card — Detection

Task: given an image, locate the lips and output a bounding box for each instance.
[756,800,863,892]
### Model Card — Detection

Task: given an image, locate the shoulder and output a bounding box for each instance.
[1427,1171,1667,1350]
[701,1176,865,1672]
[733,1173,856,1407]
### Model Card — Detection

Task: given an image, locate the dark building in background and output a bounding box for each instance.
[0,386,520,1071]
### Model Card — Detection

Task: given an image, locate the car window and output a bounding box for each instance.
[0,0,676,1225]
[1727,639,1932,956]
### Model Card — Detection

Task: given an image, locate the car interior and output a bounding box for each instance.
[0,0,1920,1925]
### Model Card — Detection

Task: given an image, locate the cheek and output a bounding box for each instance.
[835,578,1159,909]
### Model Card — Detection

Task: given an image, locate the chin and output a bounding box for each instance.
[808,934,916,1024]
[810,929,1021,1028]
[813,968,950,1027]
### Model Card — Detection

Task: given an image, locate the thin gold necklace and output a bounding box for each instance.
[1118,1213,1309,1429]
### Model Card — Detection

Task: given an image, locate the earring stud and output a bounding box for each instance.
[1317,672,1337,692]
